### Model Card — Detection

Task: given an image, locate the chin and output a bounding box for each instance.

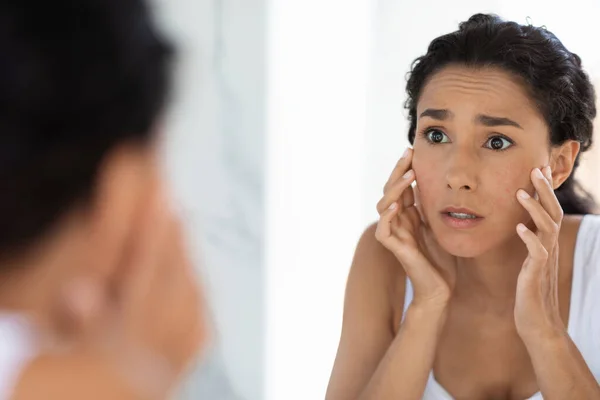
[437,235,492,258]
[429,222,501,259]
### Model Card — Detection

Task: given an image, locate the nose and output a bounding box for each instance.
[445,150,479,192]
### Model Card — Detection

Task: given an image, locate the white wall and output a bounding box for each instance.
[265,1,372,399]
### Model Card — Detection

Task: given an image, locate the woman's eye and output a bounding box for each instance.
[486,136,513,151]
[426,129,450,144]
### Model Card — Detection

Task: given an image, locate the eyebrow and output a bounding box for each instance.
[476,115,523,129]
[419,108,451,120]
[419,108,523,129]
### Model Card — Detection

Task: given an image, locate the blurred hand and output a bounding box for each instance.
[59,188,207,399]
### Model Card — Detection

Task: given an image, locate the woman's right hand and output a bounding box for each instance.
[375,148,457,311]
[60,184,207,399]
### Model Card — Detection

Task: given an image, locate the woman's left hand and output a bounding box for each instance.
[514,166,566,342]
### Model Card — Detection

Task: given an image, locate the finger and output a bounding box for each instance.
[377,205,447,296]
[121,185,172,302]
[516,223,548,272]
[532,167,563,224]
[376,202,410,256]
[387,229,444,295]
[383,148,413,194]
[394,211,420,246]
[401,182,415,209]
[404,205,421,232]
[157,215,187,283]
[376,209,419,267]
[162,219,203,342]
[390,211,400,233]
[377,170,415,214]
[516,188,559,248]
[160,216,202,321]
[376,202,401,241]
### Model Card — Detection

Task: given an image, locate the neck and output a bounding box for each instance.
[452,232,530,314]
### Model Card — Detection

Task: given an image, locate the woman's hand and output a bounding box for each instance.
[514,166,566,342]
[59,186,207,399]
[375,148,457,311]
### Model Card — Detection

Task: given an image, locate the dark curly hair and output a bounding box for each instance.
[0,0,174,257]
[405,13,597,215]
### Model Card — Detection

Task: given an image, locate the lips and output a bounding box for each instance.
[441,206,483,218]
[440,206,484,229]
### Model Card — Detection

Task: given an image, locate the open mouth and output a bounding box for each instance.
[446,212,479,219]
[441,207,484,229]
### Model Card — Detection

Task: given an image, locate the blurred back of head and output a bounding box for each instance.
[0,0,174,263]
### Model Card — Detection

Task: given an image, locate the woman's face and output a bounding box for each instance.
[412,65,551,258]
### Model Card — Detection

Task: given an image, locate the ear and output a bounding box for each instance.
[82,142,161,286]
[549,140,580,190]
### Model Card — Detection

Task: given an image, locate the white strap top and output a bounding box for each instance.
[402,214,600,400]
[0,313,39,400]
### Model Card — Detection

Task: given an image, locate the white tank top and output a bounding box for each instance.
[402,214,600,400]
[0,314,39,400]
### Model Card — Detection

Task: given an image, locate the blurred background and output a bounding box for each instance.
[149,0,600,399]
[153,0,264,399]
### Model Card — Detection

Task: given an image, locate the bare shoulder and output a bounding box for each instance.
[326,222,408,399]
[349,222,407,333]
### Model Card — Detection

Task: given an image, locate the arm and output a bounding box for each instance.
[358,304,446,400]
[11,351,176,400]
[325,224,401,400]
[11,353,146,400]
[325,224,447,400]
[524,333,600,400]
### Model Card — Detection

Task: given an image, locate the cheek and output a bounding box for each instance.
[414,155,534,212]
[412,154,441,210]
[486,162,533,213]
[495,166,520,201]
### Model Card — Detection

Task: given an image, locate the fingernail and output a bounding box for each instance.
[401,147,410,159]
[388,202,398,210]
[403,169,414,179]
[518,189,530,199]
[543,166,552,180]
[517,223,527,233]
[534,168,544,180]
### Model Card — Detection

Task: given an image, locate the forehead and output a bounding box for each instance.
[417,65,543,123]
